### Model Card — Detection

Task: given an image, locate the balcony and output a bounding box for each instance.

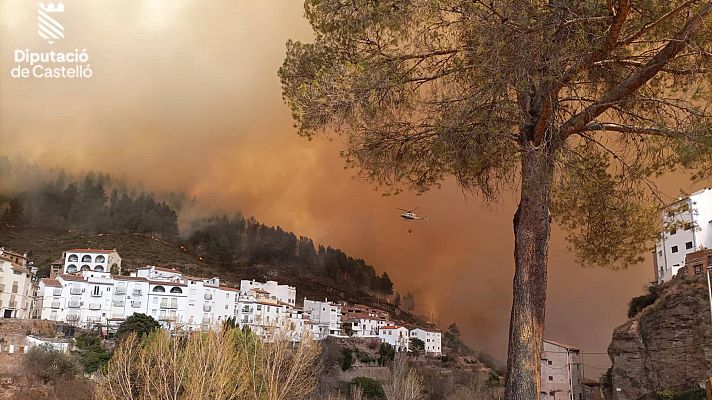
[203,305,212,312]
[204,293,213,300]
[202,317,212,325]
[68,300,81,308]
[53,288,62,296]
[115,287,126,295]
[70,287,82,295]
[51,301,61,309]
[113,300,125,307]
[159,314,177,321]
[132,289,143,296]
[8,301,17,309]
[131,301,142,308]
[111,314,125,320]
[66,313,80,322]
[160,299,178,309]
[89,303,101,310]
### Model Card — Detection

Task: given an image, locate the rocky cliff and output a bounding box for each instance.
[605,276,712,400]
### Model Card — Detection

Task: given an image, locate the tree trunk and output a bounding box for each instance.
[504,144,555,400]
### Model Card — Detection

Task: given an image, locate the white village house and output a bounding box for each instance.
[0,248,34,319]
[654,188,712,283]
[540,339,583,400]
[35,248,443,347]
[410,328,442,356]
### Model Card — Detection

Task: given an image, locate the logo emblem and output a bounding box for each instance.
[37,2,64,44]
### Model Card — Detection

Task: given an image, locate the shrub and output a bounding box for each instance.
[378,343,395,366]
[628,286,660,318]
[351,377,386,400]
[115,313,161,339]
[341,348,354,371]
[74,333,111,373]
[24,345,79,383]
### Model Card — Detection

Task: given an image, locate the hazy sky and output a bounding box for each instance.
[1,0,704,375]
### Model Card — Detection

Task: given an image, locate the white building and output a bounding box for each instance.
[37,262,243,332]
[61,248,122,274]
[239,279,296,306]
[303,298,342,338]
[26,335,72,353]
[654,188,712,283]
[341,304,389,337]
[540,339,583,400]
[410,328,442,356]
[379,325,410,352]
[0,248,34,319]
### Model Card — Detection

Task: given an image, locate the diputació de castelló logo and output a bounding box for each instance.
[10,2,93,79]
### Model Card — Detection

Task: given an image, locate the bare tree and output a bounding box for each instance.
[243,330,322,400]
[279,2,712,399]
[385,354,423,400]
[96,328,318,400]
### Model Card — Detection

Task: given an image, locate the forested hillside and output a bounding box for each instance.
[0,158,393,297]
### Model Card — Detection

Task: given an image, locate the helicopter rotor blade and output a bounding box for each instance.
[396,208,410,212]
[407,207,420,213]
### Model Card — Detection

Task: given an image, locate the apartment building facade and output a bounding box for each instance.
[0,248,34,319]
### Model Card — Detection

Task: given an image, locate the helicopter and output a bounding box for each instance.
[397,207,429,221]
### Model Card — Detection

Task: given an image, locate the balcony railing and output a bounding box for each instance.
[66,314,80,322]
[115,287,126,295]
[70,287,82,295]
[131,301,142,308]
[202,317,212,324]
[53,288,62,296]
[68,300,81,308]
[203,305,212,312]
[159,314,177,321]
[113,300,125,307]
[204,293,213,300]
[51,301,61,309]
[160,300,178,309]
[89,303,101,310]
[132,289,143,296]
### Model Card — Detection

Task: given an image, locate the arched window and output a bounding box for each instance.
[81,255,92,263]
[95,255,106,263]
[81,265,91,271]
[152,285,166,293]
[68,254,78,262]
[169,287,182,294]
[66,264,78,273]
[94,265,105,272]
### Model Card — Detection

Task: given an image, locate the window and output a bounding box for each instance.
[92,286,101,296]
[686,242,693,250]
[66,264,78,273]
[672,246,679,253]
[548,376,553,381]
[169,287,182,293]
[670,228,677,235]
[153,285,166,293]
[547,360,552,365]
[82,255,92,263]
[658,250,663,257]
[695,265,703,275]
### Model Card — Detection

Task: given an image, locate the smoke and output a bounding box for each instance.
[0,0,703,375]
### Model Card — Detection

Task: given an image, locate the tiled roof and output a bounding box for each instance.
[543,339,580,351]
[41,278,62,288]
[66,249,116,254]
[57,274,85,282]
[154,266,181,273]
[380,325,404,330]
[113,275,148,282]
[148,280,188,287]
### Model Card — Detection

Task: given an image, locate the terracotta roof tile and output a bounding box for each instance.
[41,278,62,288]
